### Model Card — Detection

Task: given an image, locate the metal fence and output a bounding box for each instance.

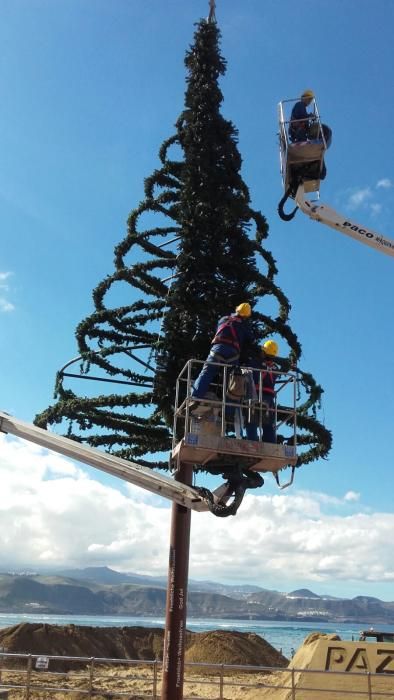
[1,652,394,699]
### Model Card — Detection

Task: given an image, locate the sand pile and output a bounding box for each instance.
[186,629,287,668]
[0,622,287,669]
[0,623,166,669]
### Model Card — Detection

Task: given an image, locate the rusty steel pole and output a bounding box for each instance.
[161,462,193,700]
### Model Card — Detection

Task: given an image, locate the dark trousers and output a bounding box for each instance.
[245,394,276,443]
[191,344,239,399]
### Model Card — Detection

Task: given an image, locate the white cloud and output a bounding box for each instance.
[345,183,392,218]
[1,435,394,591]
[0,272,15,312]
[347,187,372,209]
[0,272,12,292]
[191,497,394,586]
[0,434,171,573]
[376,178,393,189]
[0,298,15,312]
[370,203,382,215]
[344,490,360,502]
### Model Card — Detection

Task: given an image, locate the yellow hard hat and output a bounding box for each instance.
[302,89,314,99]
[235,302,252,318]
[263,339,279,356]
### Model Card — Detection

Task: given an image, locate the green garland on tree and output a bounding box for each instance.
[35,17,331,471]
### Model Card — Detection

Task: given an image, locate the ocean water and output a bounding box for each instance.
[1,614,389,659]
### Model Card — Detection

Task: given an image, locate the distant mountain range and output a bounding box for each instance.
[1,567,394,624]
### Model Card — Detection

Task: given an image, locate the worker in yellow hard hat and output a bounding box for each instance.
[245,339,280,443]
[191,303,255,404]
[289,89,315,142]
[262,339,279,357]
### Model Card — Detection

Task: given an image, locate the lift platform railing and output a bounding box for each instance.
[278,97,326,149]
[172,359,298,450]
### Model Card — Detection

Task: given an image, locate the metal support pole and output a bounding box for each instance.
[219,664,224,700]
[161,462,193,700]
[25,656,32,700]
[291,667,296,700]
[87,657,94,699]
[367,671,372,700]
[153,659,158,699]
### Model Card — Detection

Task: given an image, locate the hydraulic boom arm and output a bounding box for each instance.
[295,184,394,258]
[0,411,209,512]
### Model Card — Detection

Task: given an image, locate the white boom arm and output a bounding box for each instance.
[0,411,208,512]
[295,184,394,258]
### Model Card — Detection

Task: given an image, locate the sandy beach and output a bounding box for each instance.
[0,664,286,699]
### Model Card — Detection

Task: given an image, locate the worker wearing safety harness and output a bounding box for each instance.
[245,339,279,443]
[191,303,254,401]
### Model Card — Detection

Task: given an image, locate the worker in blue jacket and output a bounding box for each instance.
[289,89,315,142]
[191,303,255,402]
[245,340,279,443]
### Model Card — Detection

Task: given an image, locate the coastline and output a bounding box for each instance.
[0,614,379,659]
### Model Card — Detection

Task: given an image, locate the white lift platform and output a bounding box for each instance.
[171,359,298,485]
[278,96,329,201]
[172,435,297,474]
[0,411,209,512]
[277,96,394,257]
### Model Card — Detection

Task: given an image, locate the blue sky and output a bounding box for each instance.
[1,0,394,600]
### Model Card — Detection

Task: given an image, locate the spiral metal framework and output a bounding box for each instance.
[34,19,331,478]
